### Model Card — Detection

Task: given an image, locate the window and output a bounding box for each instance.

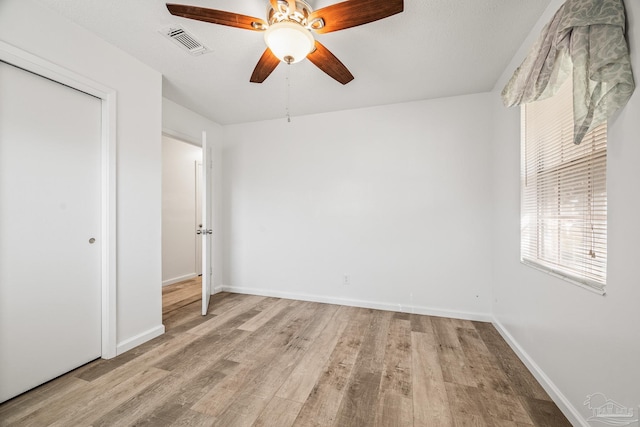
[521,76,607,293]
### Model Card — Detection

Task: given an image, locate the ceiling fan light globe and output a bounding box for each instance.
[264,22,314,64]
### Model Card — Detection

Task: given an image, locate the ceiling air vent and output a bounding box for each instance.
[160,25,211,56]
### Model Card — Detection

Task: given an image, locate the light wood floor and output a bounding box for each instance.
[0,279,571,426]
[163,276,202,319]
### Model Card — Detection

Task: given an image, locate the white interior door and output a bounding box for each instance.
[201,131,212,315]
[0,61,102,402]
[195,161,203,276]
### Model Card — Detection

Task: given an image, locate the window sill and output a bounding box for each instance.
[520,260,606,296]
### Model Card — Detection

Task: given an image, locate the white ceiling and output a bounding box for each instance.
[36,0,551,125]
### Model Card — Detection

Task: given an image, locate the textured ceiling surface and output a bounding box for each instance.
[37,0,551,125]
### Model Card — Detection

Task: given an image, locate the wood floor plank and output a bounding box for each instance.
[350,310,393,375]
[432,317,463,349]
[132,358,240,426]
[292,307,370,427]
[73,333,176,383]
[223,300,306,364]
[334,310,392,427]
[411,330,452,427]
[490,421,535,427]
[243,303,340,400]
[444,382,491,427]
[209,292,251,315]
[456,327,515,395]
[187,294,266,336]
[374,392,414,427]
[276,305,350,403]
[164,299,207,333]
[393,312,411,321]
[251,296,284,312]
[335,372,383,427]
[162,277,201,315]
[212,393,270,427]
[52,367,170,427]
[0,280,572,427]
[0,376,89,426]
[92,359,238,427]
[478,388,534,425]
[379,317,413,397]
[153,309,258,373]
[213,303,341,426]
[85,332,201,391]
[225,300,300,358]
[190,302,318,417]
[237,297,291,331]
[165,310,216,337]
[409,313,433,333]
[432,317,478,388]
[13,367,169,427]
[163,293,200,315]
[253,396,303,427]
[518,396,572,427]
[88,372,187,427]
[472,322,550,401]
[374,317,413,427]
[4,332,193,426]
[168,408,217,427]
[129,402,217,427]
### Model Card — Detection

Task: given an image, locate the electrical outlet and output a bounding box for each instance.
[343,274,350,285]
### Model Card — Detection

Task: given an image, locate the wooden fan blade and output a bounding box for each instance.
[309,0,403,34]
[166,4,267,31]
[250,48,281,83]
[307,41,354,85]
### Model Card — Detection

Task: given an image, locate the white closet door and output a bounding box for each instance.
[0,61,102,403]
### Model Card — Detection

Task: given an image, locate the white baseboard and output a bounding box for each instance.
[116,325,165,356]
[162,273,198,287]
[491,319,588,427]
[212,285,224,294]
[219,285,491,322]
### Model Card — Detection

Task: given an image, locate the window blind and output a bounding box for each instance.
[521,77,607,291]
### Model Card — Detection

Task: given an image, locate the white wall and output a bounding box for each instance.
[162,135,202,286]
[222,94,494,319]
[490,0,640,424]
[162,98,224,292]
[0,0,163,353]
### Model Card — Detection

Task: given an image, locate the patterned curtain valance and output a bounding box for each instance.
[502,0,635,144]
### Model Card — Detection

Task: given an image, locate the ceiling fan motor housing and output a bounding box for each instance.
[268,0,315,27]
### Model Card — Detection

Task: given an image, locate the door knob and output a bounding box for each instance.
[196,230,202,235]
[206,229,213,235]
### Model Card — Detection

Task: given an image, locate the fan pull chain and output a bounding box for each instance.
[286,62,291,123]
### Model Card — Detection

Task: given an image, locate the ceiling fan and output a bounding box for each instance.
[166,0,404,84]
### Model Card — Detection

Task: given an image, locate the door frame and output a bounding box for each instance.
[0,41,118,359]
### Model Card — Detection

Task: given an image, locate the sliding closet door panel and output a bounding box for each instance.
[0,61,102,402]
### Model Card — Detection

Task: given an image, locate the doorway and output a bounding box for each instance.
[161,134,204,322]
[161,134,202,286]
